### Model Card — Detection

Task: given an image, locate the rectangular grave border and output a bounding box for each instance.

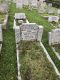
[14,20,60,80]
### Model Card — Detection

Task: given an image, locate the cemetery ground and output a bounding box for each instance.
[0,3,17,80]
[0,2,60,80]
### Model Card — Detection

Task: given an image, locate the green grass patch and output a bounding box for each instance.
[0,3,17,80]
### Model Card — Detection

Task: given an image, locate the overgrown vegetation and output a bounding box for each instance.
[0,2,17,80]
[19,41,60,80]
[53,44,60,54]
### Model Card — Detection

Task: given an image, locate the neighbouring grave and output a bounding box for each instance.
[14,13,26,27]
[48,16,59,22]
[37,0,47,13]
[0,2,8,13]
[49,29,60,45]
[16,0,23,8]
[14,13,26,20]
[29,0,37,10]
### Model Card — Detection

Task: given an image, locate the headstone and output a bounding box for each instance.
[14,13,26,20]
[49,29,60,45]
[0,2,8,13]
[37,1,47,13]
[23,0,28,5]
[48,16,59,22]
[29,0,37,10]
[16,0,23,8]
[20,23,43,41]
[48,3,52,7]
[48,8,55,14]
[14,23,43,43]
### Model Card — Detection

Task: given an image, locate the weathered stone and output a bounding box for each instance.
[14,13,26,20]
[20,23,43,41]
[16,0,23,8]
[48,16,59,22]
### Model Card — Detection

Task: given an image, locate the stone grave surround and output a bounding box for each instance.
[15,23,43,43]
[14,13,26,20]
[49,29,60,45]
[48,16,59,22]
[16,0,23,8]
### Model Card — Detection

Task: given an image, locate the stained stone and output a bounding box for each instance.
[14,13,26,20]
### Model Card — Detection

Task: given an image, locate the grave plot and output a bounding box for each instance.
[28,0,38,10]
[49,29,60,60]
[14,23,60,80]
[48,16,60,27]
[0,2,8,29]
[13,13,29,29]
[16,7,60,76]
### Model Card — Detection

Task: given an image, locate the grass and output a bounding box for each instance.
[19,41,60,80]
[0,2,17,80]
[53,44,60,54]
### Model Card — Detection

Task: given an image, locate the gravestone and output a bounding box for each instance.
[48,16,59,22]
[20,23,43,41]
[14,13,26,20]
[23,0,28,5]
[49,29,60,45]
[48,3,52,7]
[0,2,8,13]
[16,0,23,8]
[29,0,37,10]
